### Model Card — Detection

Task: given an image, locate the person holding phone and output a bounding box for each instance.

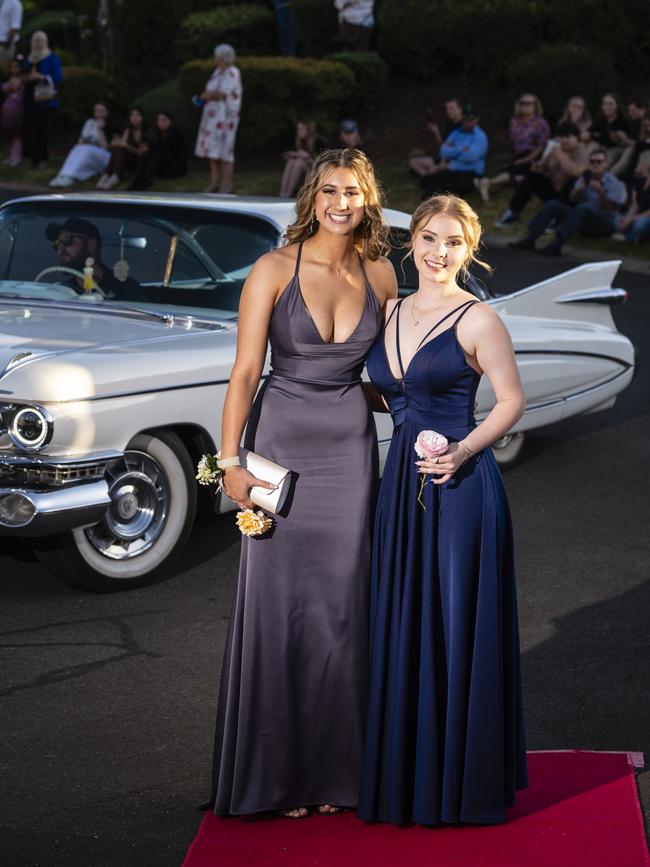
[508,147,627,255]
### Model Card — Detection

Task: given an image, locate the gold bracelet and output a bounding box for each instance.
[459,442,474,463]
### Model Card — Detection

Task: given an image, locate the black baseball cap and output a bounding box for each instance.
[462,104,479,120]
[45,217,101,244]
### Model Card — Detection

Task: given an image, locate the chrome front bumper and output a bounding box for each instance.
[0,480,112,536]
[0,452,121,536]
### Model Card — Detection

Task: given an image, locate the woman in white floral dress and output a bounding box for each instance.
[195,43,242,193]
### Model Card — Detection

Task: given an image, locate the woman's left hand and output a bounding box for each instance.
[416,442,470,485]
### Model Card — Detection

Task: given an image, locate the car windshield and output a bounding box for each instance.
[0,202,280,317]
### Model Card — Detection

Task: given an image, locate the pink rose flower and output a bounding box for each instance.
[414,429,448,459]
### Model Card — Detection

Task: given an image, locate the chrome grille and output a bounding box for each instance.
[0,459,115,488]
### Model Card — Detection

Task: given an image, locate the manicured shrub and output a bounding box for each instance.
[55,65,114,130]
[376,0,542,81]
[179,56,355,151]
[543,0,650,82]
[177,6,277,63]
[133,80,193,133]
[293,0,339,58]
[111,1,180,69]
[506,44,618,122]
[23,10,82,53]
[325,52,388,117]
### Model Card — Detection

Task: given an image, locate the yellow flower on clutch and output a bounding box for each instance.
[236,509,273,537]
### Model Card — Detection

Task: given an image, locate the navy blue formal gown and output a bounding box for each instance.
[358,298,528,826]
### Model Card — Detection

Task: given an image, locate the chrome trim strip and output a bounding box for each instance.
[0,450,123,466]
[515,349,633,368]
[520,366,633,413]
[556,288,628,306]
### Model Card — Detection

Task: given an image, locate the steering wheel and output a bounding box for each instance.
[34,266,105,298]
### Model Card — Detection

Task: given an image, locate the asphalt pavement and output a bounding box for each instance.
[1,241,649,867]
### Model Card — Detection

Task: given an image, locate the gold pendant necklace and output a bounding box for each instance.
[319,251,357,276]
[409,293,459,327]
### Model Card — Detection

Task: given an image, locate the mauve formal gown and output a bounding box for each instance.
[358,298,528,826]
[207,242,382,815]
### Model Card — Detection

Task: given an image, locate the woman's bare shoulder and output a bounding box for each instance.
[365,254,398,301]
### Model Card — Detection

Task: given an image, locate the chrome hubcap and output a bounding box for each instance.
[85,451,168,560]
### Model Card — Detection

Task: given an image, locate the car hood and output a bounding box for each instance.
[0,300,236,402]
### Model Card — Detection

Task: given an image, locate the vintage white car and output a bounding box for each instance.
[0,193,636,591]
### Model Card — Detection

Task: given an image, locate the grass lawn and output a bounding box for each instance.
[0,147,645,264]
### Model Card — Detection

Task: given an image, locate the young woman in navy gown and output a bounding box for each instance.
[359,195,528,826]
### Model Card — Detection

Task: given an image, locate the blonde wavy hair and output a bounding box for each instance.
[408,195,492,278]
[284,148,389,260]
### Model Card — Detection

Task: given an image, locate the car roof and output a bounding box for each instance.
[2,192,412,231]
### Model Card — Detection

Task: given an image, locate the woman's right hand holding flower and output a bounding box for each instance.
[222,466,275,509]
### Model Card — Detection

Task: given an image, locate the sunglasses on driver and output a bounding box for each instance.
[52,232,91,250]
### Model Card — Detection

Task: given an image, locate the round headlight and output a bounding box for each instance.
[9,406,52,450]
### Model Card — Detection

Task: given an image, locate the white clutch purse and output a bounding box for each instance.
[239,448,291,514]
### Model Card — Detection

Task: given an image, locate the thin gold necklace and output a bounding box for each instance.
[409,293,460,327]
[313,250,358,276]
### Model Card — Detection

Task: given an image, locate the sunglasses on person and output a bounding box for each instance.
[52,232,91,250]
[519,99,535,105]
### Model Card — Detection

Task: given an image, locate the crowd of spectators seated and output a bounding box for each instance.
[415,90,649,250]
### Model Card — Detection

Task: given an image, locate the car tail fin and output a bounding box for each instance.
[491,260,625,329]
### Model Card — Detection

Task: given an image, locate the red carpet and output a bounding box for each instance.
[183,751,649,867]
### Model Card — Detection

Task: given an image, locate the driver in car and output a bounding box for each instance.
[45,217,146,301]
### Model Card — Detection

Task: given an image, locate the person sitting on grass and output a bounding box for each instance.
[495,121,588,227]
[128,111,186,191]
[419,104,488,197]
[97,107,148,189]
[626,97,647,142]
[475,93,550,202]
[278,119,327,197]
[49,102,111,188]
[508,147,627,256]
[591,92,635,177]
[613,153,650,244]
[409,96,463,178]
[559,95,592,144]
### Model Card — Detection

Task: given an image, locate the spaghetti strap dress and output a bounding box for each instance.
[358,298,528,826]
[206,242,382,815]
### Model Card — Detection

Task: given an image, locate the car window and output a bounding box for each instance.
[0,204,280,314]
[387,228,418,295]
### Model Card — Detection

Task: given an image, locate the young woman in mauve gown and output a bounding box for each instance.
[359,194,528,826]
[204,148,397,818]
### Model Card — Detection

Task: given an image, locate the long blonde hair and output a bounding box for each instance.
[284,148,389,261]
[408,195,492,278]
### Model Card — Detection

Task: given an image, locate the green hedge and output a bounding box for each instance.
[543,0,650,82]
[177,6,277,63]
[23,9,82,52]
[293,0,339,57]
[325,52,388,117]
[55,65,114,130]
[506,44,619,122]
[376,0,645,84]
[133,80,193,131]
[180,56,355,151]
[377,0,541,80]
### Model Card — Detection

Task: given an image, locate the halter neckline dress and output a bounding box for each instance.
[358,296,528,826]
[207,242,382,815]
